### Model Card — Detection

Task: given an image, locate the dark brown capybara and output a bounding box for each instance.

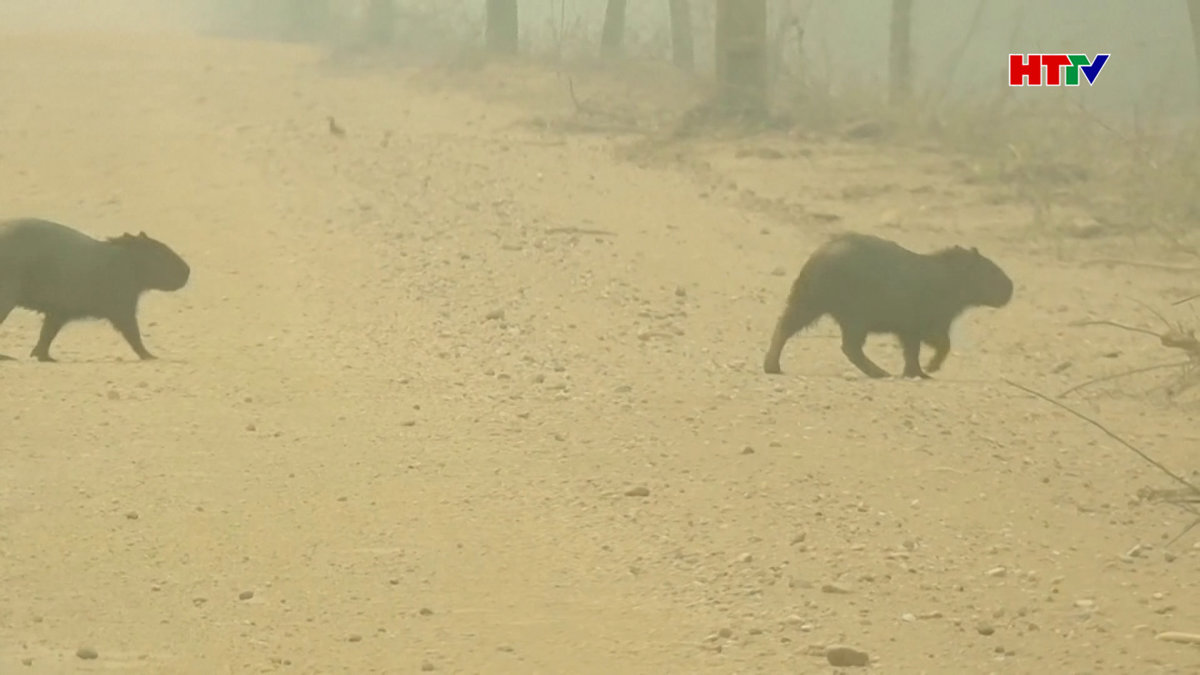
[763,232,1013,379]
[0,217,190,362]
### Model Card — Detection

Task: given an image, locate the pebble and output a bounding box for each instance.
[985,566,1007,578]
[976,622,996,636]
[624,486,650,497]
[821,582,852,594]
[419,607,434,616]
[718,627,732,638]
[76,647,98,660]
[1156,631,1200,644]
[347,634,362,643]
[485,308,505,321]
[737,553,753,563]
[238,590,254,601]
[125,511,139,520]
[421,661,436,671]
[825,645,870,667]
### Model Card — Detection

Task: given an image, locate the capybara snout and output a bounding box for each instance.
[940,245,1014,308]
[111,231,191,291]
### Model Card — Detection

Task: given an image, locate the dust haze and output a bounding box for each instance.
[2,1,1199,673]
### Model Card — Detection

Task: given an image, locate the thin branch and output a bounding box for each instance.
[1004,379,1200,494]
[1129,296,1173,331]
[1058,361,1190,398]
[1172,292,1200,306]
[1080,259,1200,272]
[1069,319,1162,338]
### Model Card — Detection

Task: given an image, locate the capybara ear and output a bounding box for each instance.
[971,246,980,254]
[138,231,148,239]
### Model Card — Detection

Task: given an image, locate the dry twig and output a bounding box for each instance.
[1004,379,1200,544]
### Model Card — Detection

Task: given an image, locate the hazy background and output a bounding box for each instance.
[2,1,1190,125]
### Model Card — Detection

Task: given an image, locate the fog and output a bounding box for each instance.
[2,2,1199,674]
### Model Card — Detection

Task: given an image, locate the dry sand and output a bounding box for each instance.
[1,24,1199,675]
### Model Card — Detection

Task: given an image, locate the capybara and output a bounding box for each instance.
[763,232,1013,379]
[0,217,190,362]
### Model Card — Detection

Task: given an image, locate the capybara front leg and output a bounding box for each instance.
[924,331,951,373]
[30,314,66,362]
[112,312,155,360]
[840,325,889,378]
[900,334,931,379]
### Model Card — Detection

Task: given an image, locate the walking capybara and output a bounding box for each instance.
[0,217,190,362]
[763,232,1013,379]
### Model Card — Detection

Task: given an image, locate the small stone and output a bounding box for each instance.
[245,423,256,432]
[485,309,505,321]
[347,634,362,643]
[985,566,1007,578]
[1155,631,1200,644]
[21,657,32,666]
[238,590,254,601]
[976,622,996,636]
[624,486,650,497]
[901,613,916,622]
[76,647,98,660]
[771,266,787,276]
[741,445,754,455]
[125,511,139,520]
[1074,599,1095,609]
[419,607,434,616]
[738,553,753,563]
[107,390,120,400]
[825,645,869,667]
[784,614,805,625]
[821,582,852,594]
[674,286,687,298]
[421,661,436,671]
[718,627,733,638]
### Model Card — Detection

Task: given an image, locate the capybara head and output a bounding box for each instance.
[938,245,1013,308]
[110,232,190,292]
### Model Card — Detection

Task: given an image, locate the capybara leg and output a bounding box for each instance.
[30,314,66,362]
[924,332,951,373]
[763,304,822,374]
[111,313,155,360]
[900,334,931,379]
[840,325,889,378]
[0,287,14,361]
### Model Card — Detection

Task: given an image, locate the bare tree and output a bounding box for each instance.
[669,0,695,71]
[888,0,914,105]
[715,0,768,114]
[364,0,395,46]
[601,0,628,57]
[1189,1,1200,109]
[486,0,519,54]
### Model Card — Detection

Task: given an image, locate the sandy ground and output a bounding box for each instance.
[1,24,1200,675]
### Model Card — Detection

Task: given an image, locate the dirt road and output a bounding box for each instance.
[1,26,1198,675]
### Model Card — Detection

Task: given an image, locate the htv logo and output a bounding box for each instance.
[1008,53,1110,86]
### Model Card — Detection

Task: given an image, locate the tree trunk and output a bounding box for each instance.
[364,0,395,46]
[486,0,519,54]
[1189,1,1200,109]
[282,0,328,41]
[715,0,768,114]
[888,0,914,105]
[669,0,694,71]
[601,0,628,57]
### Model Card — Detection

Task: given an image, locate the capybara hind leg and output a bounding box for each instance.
[112,313,155,360]
[763,305,822,374]
[924,332,951,373]
[30,314,66,362]
[840,326,889,378]
[900,334,931,379]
